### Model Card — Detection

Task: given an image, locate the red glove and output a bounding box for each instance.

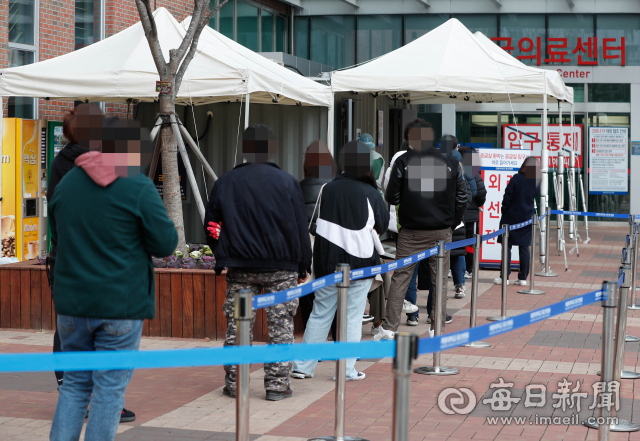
[207,221,221,240]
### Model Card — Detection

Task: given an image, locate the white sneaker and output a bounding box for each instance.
[464,271,473,279]
[428,327,434,338]
[493,277,509,285]
[347,372,366,381]
[402,300,418,313]
[372,326,395,341]
[514,279,528,286]
[447,270,452,278]
[454,285,466,299]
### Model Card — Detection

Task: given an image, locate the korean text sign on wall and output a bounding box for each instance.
[503,124,583,168]
[477,148,530,266]
[491,37,626,66]
[588,127,628,195]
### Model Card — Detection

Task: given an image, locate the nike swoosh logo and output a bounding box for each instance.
[316,199,376,259]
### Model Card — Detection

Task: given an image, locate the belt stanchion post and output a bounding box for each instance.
[464,234,491,348]
[584,281,619,436]
[414,240,459,376]
[310,264,367,441]
[578,171,591,244]
[621,241,640,342]
[628,216,640,310]
[235,289,252,441]
[488,225,510,321]
[537,211,558,277]
[518,215,545,295]
[392,333,419,441]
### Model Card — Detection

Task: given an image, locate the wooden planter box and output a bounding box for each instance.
[0,260,303,342]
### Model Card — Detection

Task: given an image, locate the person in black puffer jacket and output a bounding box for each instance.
[459,146,487,275]
[298,141,334,330]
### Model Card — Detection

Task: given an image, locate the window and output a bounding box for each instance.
[75,0,102,50]
[219,0,234,40]
[294,16,309,59]
[356,15,401,64]
[588,84,630,103]
[547,14,594,65]
[499,14,545,66]
[236,2,258,51]
[457,113,499,148]
[596,15,640,66]
[276,15,285,52]
[565,83,585,103]
[451,15,497,38]
[310,16,355,69]
[9,0,35,45]
[8,0,37,119]
[262,10,274,52]
[404,14,448,45]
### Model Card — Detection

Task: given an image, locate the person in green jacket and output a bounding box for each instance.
[359,133,385,194]
[48,116,178,441]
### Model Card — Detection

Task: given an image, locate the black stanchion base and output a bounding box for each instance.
[464,341,491,348]
[487,316,510,321]
[584,417,640,432]
[517,289,546,295]
[413,366,459,376]
[309,437,370,441]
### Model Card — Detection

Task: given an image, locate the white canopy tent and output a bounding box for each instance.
[331,17,576,273]
[0,7,333,221]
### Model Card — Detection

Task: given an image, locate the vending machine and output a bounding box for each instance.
[1,118,47,261]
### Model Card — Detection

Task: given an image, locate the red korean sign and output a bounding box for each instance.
[503,124,583,168]
[491,36,626,66]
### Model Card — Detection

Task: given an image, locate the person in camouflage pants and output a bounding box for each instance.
[223,269,299,396]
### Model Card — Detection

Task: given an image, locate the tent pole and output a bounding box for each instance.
[540,90,549,268]
[244,93,250,130]
[557,102,564,255]
[148,117,164,180]
[327,101,335,157]
[169,114,206,222]
[569,103,580,256]
[176,119,218,182]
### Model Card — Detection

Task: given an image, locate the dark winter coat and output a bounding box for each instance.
[204,162,312,278]
[498,172,540,247]
[385,148,468,231]
[463,173,487,224]
[46,143,89,288]
[313,174,389,278]
[451,178,473,258]
[299,176,332,234]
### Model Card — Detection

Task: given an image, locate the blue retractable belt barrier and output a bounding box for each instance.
[550,209,640,220]
[252,272,343,309]
[482,227,506,242]
[418,288,604,355]
[0,286,607,373]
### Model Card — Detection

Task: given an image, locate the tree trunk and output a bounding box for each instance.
[159,92,187,254]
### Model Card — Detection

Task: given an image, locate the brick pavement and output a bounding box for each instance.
[1,226,640,440]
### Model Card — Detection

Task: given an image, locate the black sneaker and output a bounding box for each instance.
[445,315,453,324]
[406,316,419,327]
[120,408,136,423]
[266,388,293,401]
[222,387,236,398]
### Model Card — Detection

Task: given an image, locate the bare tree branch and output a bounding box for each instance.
[168,0,206,73]
[134,0,167,77]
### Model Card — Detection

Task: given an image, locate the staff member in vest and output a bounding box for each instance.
[359,133,384,192]
[495,156,541,286]
[291,140,389,381]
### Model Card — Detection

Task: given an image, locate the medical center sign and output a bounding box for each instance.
[503,124,583,168]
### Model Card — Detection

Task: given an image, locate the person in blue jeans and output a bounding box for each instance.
[48,114,178,441]
[292,141,389,381]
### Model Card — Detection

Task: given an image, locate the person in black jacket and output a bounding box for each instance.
[47,103,136,423]
[204,124,312,401]
[495,156,541,286]
[458,146,487,277]
[292,141,388,382]
[298,141,334,330]
[375,128,468,340]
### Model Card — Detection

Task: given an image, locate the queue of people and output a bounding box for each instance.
[46,108,537,440]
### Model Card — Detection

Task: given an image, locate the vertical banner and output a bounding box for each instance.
[588,127,628,195]
[477,148,530,266]
[1,120,17,259]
